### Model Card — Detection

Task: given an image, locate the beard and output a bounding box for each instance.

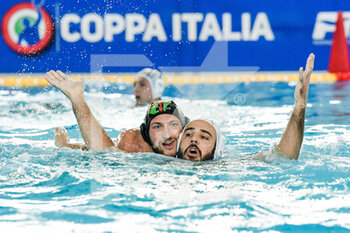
[152,145,163,154]
[176,144,200,160]
[177,144,215,161]
[151,138,177,157]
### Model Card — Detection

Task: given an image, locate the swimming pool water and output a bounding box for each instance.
[0,82,350,232]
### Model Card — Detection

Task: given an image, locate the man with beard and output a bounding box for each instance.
[45,70,188,156]
[177,53,315,161]
[139,101,189,155]
[176,119,224,161]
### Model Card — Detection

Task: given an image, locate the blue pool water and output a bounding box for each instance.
[0,81,350,232]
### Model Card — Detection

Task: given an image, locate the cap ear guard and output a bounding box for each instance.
[152,71,164,99]
[140,122,151,145]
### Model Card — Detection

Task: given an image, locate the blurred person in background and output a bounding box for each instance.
[133,68,165,106]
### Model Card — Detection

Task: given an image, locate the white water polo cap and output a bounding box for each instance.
[177,118,225,160]
[136,68,164,100]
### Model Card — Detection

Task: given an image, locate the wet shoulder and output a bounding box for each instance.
[116,128,153,153]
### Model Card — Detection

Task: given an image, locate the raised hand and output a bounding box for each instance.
[276,53,315,160]
[45,70,114,151]
[45,70,85,102]
[294,53,315,109]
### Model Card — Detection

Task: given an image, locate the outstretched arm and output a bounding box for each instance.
[44,70,115,151]
[277,53,315,160]
[251,53,315,161]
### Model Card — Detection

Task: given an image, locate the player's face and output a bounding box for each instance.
[149,114,183,157]
[178,120,216,161]
[134,77,152,106]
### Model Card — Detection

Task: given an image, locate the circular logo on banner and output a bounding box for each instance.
[1,2,54,55]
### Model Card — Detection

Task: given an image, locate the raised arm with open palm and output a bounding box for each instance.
[45,70,115,151]
[278,53,315,159]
